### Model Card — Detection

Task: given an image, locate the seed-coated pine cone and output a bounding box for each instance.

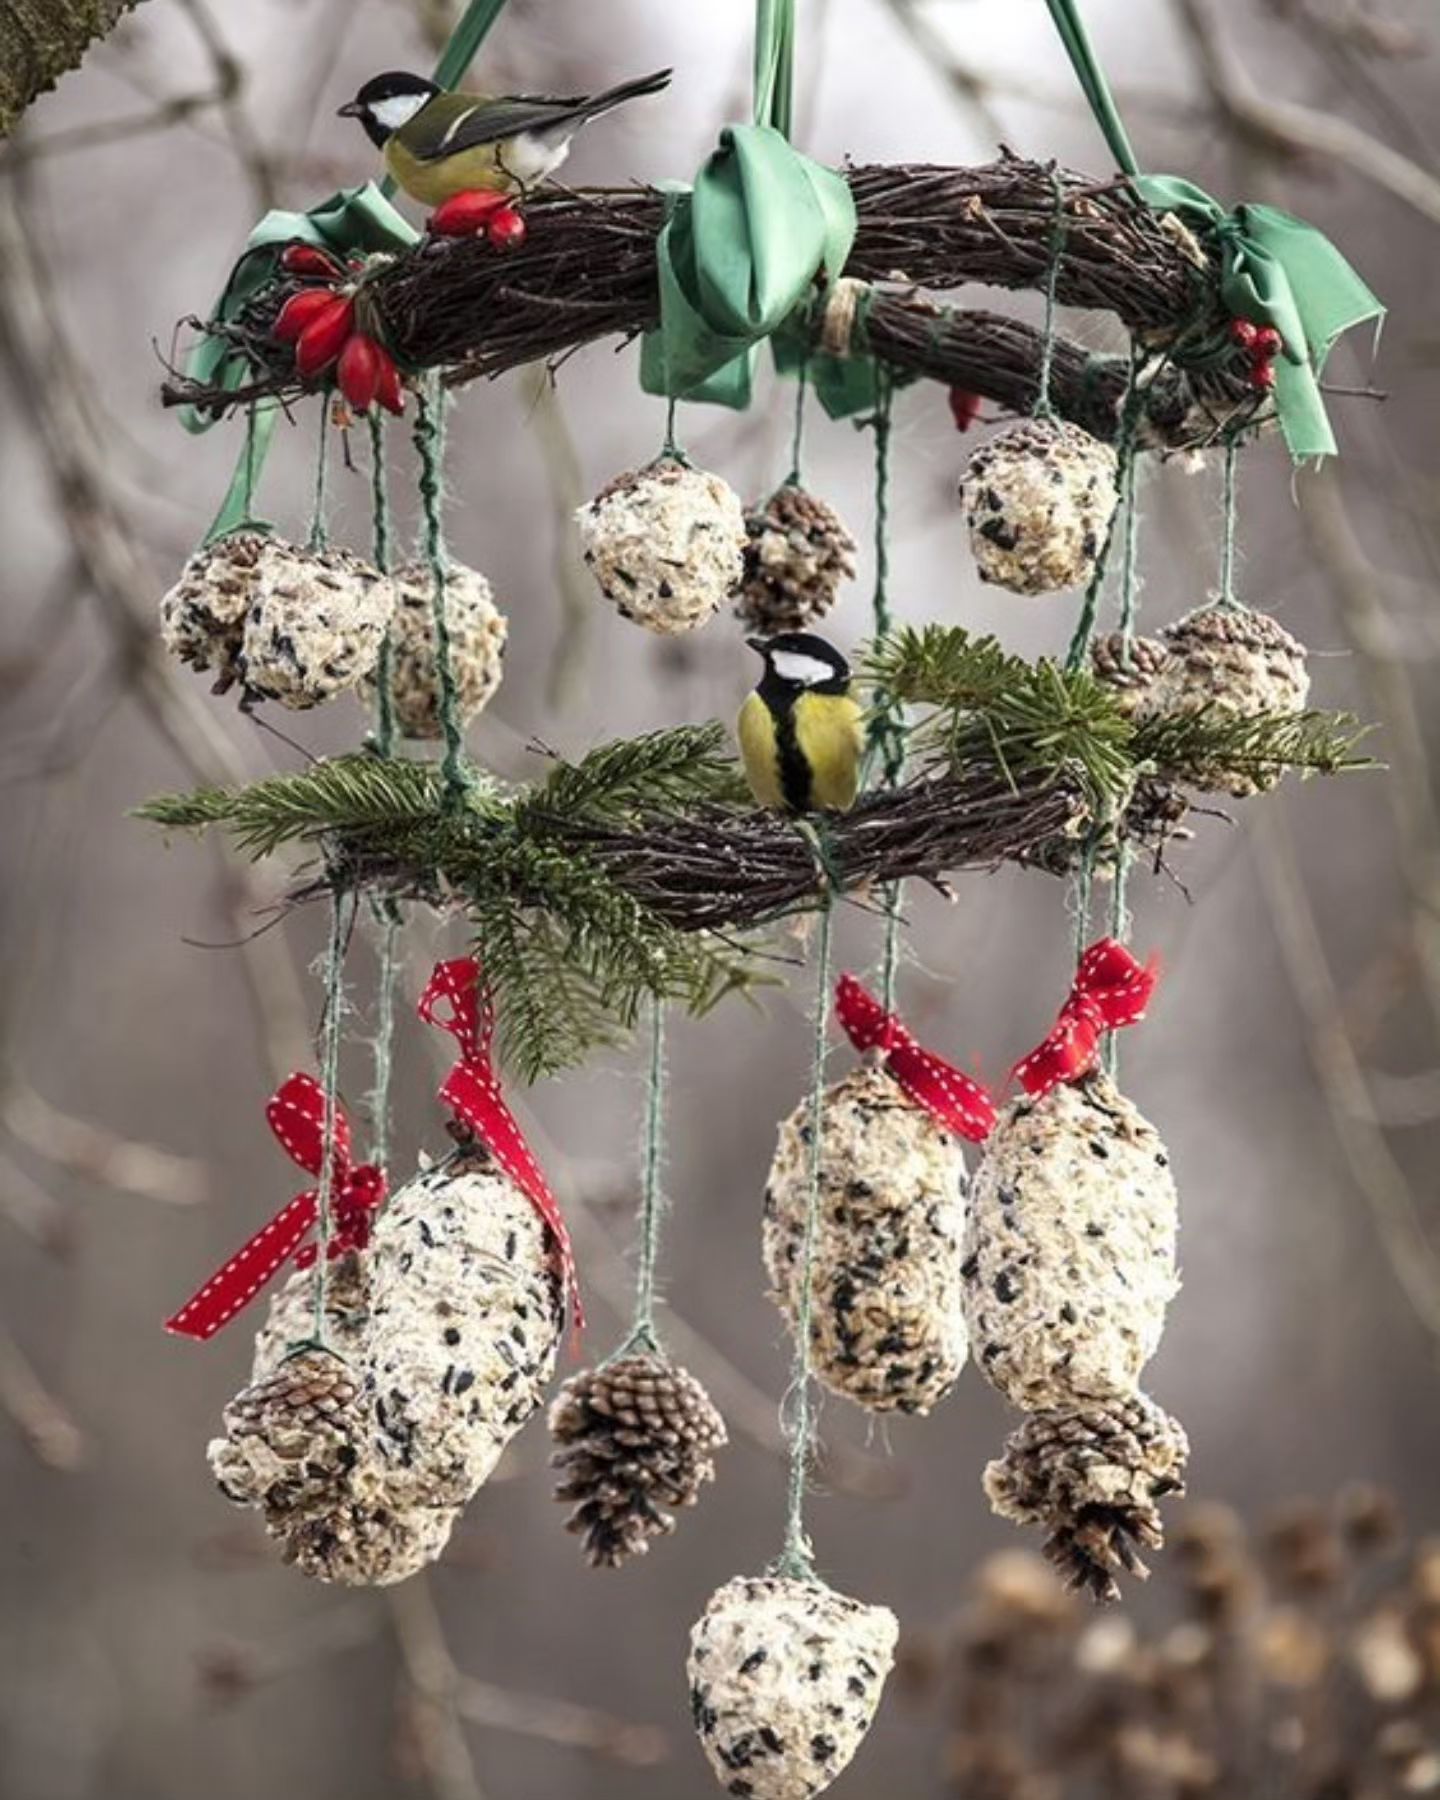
[1090,631,1172,715]
[362,558,507,739]
[983,1392,1189,1603]
[237,541,395,710]
[736,484,858,635]
[158,530,272,690]
[1032,777,1192,880]
[549,1352,727,1567]
[279,1493,456,1588]
[211,1348,362,1519]
[577,456,746,634]
[1147,602,1312,797]
[960,419,1119,596]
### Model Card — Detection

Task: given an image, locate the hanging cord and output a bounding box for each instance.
[773,899,835,1583]
[414,376,469,810]
[1114,450,1141,653]
[661,396,692,465]
[368,410,398,758]
[785,358,809,487]
[1216,438,1243,611]
[307,402,331,553]
[311,886,356,1345]
[610,997,668,1364]
[366,897,402,1171]
[240,402,261,526]
[1065,343,1146,671]
[1033,169,1068,421]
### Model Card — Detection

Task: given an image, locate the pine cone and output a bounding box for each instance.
[549,1353,726,1568]
[1090,631,1171,712]
[736,484,858,634]
[212,1348,362,1518]
[983,1392,1189,1603]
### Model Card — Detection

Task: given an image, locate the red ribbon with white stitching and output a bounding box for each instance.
[1012,938,1157,1097]
[835,973,997,1142]
[165,1074,386,1341]
[418,957,583,1331]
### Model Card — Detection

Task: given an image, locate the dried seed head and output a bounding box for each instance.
[688,1574,898,1800]
[736,484,858,635]
[984,1392,1190,1603]
[960,419,1119,596]
[238,542,395,710]
[363,558,506,739]
[577,456,746,634]
[548,1351,727,1567]
[764,1065,969,1415]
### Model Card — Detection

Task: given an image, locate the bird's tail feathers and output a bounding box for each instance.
[576,68,672,121]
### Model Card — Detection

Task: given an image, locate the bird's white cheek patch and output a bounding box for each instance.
[372,93,430,132]
[771,650,836,686]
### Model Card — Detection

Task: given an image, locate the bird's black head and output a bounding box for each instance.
[747,632,851,696]
[338,72,440,148]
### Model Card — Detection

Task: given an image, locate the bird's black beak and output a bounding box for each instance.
[745,637,768,657]
[337,100,364,118]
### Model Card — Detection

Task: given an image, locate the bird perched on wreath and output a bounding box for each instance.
[337,68,672,206]
[738,633,866,816]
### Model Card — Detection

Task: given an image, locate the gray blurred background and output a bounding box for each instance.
[2,0,1438,1795]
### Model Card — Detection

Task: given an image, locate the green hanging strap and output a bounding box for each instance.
[368,411,398,757]
[772,898,835,1584]
[610,998,669,1365]
[202,400,276,546]
[307,403,331,553]
[1042,0,1382,460]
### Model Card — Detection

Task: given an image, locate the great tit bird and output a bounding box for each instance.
[738,634,866,816]
[337,68,672,206]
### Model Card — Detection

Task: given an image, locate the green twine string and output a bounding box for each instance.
[413,377,469,810]
[662,397,687,462]
[1115,452,1141,651]
[1064,345,1146,671]
[311,886,355,1345]
[774,899,835,1584]
[307,404,331,553]
[1217,439,1242,611]
[785,359,809,486]
[368,411,398,759]
[366,897,402,1171]
[1033,171,1068,421]
[612,997,668,1363]
[861,367,907,1009]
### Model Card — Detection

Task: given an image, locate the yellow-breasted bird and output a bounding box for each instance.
[738,633,866,816]
[337,68,672,206]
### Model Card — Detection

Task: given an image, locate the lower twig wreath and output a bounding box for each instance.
[687,1575,899,1800]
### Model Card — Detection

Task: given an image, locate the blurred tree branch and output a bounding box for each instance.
[0,0,146,138]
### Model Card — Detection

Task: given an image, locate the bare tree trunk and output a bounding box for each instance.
[0,0,145,137]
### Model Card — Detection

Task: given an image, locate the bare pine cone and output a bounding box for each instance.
[736,484,858,635]
[549,1352,726,1568]
[984,1393,1189,1604]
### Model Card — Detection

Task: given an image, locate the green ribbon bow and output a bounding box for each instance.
[181,183,418,436]
[1045,0,1382,460]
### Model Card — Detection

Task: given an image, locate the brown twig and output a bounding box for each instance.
[0,1313,85,1469]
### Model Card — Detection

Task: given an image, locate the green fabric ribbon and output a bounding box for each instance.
[181,183,418,435]
[1043,0,1382,460]
[639,124,856,409]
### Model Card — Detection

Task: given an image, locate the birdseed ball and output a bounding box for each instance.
[962,1074,1179,1412]
[960,418,1119,595]
[158,530,273,687]
[763,1065,968,1415]
[238,542,395,709]
[1145,602,1311,796]
[688,1574,897,1800]
[362,1153,565,1512]
[577,456,746,634]
[362,558,507,740]
[736,484,858,635]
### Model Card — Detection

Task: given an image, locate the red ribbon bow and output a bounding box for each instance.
[166,1074,386,1342]
[1012,938,1157,1098]
[835,974,997,1143]
[418,957,583,1332]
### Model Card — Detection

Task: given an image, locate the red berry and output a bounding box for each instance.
[337,333,382,412]
[1229,317,1259,351]
[486,205,527,249]
[948,386,983,432]
[273,286,340,344]
[1252,325,1283,362]
[280,243,343,280]
[1249,359,1277,391]
[373,350,406,417]
[430,190,510,237]
[294,296,356,380]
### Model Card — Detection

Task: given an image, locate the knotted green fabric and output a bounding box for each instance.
[1044,0,1382,460]
[639,124,856,408]
[181,184,418,435]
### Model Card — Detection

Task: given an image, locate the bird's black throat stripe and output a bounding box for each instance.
[768,693,813,814]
